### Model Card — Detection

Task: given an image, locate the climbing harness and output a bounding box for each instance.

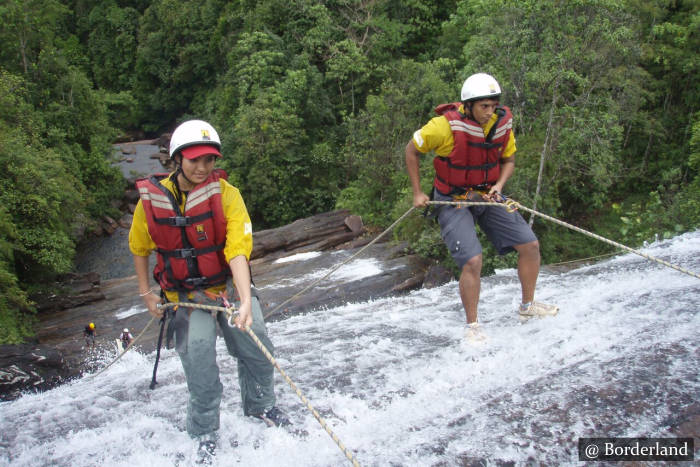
[156,301,361,467]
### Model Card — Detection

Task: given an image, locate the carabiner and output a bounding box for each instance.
[227,311,236,328]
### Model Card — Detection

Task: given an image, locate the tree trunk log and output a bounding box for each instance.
[251,210,364,259]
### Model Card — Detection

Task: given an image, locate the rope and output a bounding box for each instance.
[263,206,416,319]
[545,251,619,267]
[428,199,700,280]
[156,301,362,467]
[244,319,361,467]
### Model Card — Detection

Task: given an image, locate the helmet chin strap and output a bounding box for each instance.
[174,156,197,188]
[173,157,197,206]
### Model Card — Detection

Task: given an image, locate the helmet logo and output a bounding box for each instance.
[201,129,211,141]
[489,83,497,93]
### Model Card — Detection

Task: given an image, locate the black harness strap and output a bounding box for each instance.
[153,212,213,226]
[156,243,224,259]
[446,160,499,171]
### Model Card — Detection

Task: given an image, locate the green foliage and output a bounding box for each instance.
[0,8,124,340]
[0,0,70,75]
[0,75,82,279]
[337,58,455,225]
[83,1,140,92]
[0,204,35,345]
[133,0,225,130]
[448,0,643,217]
[219,57,339,227]
[32,49,124,218]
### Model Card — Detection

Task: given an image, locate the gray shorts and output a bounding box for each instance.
[435,190,537,269]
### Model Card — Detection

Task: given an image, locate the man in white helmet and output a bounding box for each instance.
[119,328,133,349]
[129,119,288,461]
[405,73,558,342]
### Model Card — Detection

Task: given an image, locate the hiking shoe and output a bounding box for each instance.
[252,406,291,427]
[519,301,559,318]
[463,322,487,344]
[195,440,216,465]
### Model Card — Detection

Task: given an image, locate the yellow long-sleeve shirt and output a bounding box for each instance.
[129,173,253,302]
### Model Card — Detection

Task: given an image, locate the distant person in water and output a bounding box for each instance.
[128,119,289,463]
[83,322,96,350]
[119,328,133,349]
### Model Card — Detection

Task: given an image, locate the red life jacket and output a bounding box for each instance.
[136,169,230,292]
[432,102,513,195]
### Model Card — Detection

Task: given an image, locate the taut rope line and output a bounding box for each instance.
[263,206,416,319]
[156,301,362,467]
[428,199,700,280]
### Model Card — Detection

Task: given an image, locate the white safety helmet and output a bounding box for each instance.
[123,328,129,333]
[460,73,501,102]
[168,120,222,160]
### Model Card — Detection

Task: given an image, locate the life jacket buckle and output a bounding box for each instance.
[177,248,196,258]
[171,216,189,227]
[184,277,207,287]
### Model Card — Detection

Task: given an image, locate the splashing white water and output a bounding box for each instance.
[274,252,323,264]
[2,232,699,466]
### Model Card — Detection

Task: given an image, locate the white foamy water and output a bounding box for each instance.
[115,306,146,320]
[274,252,323,264]
[2,232,699,466]
[269,257,387,288]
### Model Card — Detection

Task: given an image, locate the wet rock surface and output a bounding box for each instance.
[0,344,73,402]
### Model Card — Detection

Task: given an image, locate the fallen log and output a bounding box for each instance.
[251,210,363,259]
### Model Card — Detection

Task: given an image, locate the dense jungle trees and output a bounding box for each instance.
[0,0,698,343]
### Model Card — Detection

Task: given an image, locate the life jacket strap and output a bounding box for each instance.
[157,243,224,259]
[154,212,213,227]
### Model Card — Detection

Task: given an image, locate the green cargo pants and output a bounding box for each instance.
[176,293,276,439]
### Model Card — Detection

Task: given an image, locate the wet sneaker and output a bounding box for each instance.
[252,406,291,427]
[463,322,487,344]
[195,440,216,465]
[519,301,559,318]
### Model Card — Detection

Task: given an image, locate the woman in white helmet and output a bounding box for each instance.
[129,119,288,462]
[405,73,558,343]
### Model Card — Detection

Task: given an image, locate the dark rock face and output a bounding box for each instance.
[422,264,454,289]
[31,272,104,312]
[0,344,75,401]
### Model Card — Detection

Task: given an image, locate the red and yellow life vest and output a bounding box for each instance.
[432,102,513,195]
[136,169,230,292]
